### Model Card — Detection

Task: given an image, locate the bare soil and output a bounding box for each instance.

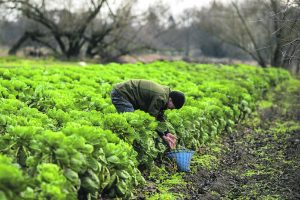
[183,83,300,200]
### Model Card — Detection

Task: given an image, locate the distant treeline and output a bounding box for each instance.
[0,0,299,72]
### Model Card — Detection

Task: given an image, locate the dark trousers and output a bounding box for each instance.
[110,89,134,113]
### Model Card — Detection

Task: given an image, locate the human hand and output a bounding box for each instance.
[163,133,177,149]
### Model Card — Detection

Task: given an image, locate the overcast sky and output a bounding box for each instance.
[135,0,230,16]
[2,0,231,21]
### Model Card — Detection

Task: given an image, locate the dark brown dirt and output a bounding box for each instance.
[183,83,300,200]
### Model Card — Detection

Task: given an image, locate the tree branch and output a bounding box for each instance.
[232,2,267,67]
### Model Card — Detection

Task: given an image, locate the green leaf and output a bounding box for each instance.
[117,170,130,180]
[81,177,99,192]
[86,157,99,171]
[64,169,80,187]
[115,181,127,196]
[107,156,120,164]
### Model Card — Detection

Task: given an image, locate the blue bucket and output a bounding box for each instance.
[166,148,195,172]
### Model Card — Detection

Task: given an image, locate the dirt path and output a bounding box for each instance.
[184,80,300,200]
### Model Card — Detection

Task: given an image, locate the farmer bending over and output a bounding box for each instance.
[110,79,185,149]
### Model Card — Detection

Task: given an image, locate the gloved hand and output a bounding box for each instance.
[163,133,177,149]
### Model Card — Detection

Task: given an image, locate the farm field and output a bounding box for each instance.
[158,78,300,200]
[0,57,299,200]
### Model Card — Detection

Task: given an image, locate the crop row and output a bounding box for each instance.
[0,58,290,199]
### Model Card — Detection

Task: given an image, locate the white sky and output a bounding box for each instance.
[135,0,230,16]
[2,0,231,21]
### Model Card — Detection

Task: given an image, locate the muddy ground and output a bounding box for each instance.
[183,82,300,200]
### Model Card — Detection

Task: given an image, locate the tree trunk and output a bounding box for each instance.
[8,32,29,55]
[270,0,284,67]
[233,3,267,68]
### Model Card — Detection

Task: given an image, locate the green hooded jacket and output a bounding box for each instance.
[114,79,170,118]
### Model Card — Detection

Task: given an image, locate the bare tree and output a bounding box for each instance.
[196,0,300,69]
[84,0,141,62]
[3,0,137,59]
[134,3,178,52]
[278,0,300,72]
[196,1,268,67]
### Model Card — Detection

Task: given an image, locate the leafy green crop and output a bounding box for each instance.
[0,154,26,200]
[0,58,290,198]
